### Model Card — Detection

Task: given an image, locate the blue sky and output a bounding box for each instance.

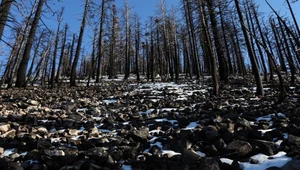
[42,0,299,51]
[45,0,299,34]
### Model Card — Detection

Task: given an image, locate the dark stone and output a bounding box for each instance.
[79,160,109,170]
[214,138,226,151]
[198,158,220,170]
[37,139,52,149]
[24,115,38,125]
[249,129,263,140]
[288,134,300,146]
[234,130,249,140]
[84,121,95,131]
[204,145,218,157]
[288,124,300,136]
[7,162,24,170]
[231,160,240,170]
[286,146,300,157]
[236,117,251,129]
[180,149,201,165]
[280,157,300,170]
[226,140,253,158]
[249,158,259,164]
[222,132,234,144]
[203,126,220,142]
[149,145,162,155]
[250,140,276,156]
[0,158,8,169]
[178,117,190,128]
[84,147,108,159]
[110,149,123,161]
[131,127,149,141]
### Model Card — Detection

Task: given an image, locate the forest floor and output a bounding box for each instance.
[0,75,300,170]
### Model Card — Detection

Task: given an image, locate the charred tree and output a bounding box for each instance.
[15,0,45,87]
[0,0,13,40]
[56,23,68,84]
[234,0,263,96]
[70,0,89,86]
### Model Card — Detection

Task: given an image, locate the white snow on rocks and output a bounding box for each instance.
[184,122,199,130]
[220,151,292,170]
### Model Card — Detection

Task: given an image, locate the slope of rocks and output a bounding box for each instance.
[0,77,299,170]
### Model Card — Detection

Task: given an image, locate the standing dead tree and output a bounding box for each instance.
[70,0,89,86]
[15,0,45,87]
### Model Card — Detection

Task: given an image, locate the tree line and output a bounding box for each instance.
[0,0,299,101]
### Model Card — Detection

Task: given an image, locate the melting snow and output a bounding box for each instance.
[196,151,206,157]
[162,150,181,156]
[122,165,132,170]
[184,122,198,130]
[139,109,154,115]
[103,99,118,104]
[221,151,291,170]
[20,152,28,156]
[3,148,15,157]
[258,128,275,134]
[256,113,286,122]
[154,118,177,125]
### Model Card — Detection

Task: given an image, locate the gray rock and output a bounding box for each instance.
[36,126,48,135]
[44,149,65,157]
[227,140,253,157]
[0,147,3,155]
[1,129,16,139]
[280,157,300,170]
[200,158,220,170]
[89,127,99,137]
[84,147,108,158]
[68,129,79,136]
[180,149,201,165]
[288,134,300,146]
[131,127,149,141]
[28,100,39,106]
[0,124,10,133]
[9,153,20,159]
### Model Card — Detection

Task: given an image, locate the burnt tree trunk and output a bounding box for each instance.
[70,0,89,86]
[15,0,45,87]
[234,0,263,96]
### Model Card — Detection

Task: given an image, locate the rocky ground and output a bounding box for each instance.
[0,76,300,170]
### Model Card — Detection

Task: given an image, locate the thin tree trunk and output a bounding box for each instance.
[124,0,130,80]
[246,23,286,103]
[88,28,98,87]
[108,4,117,79]
[50,17,62,88]
[207,0,228,83]
[0,0,13,40]
[252,4,274,80]
[270,18,287,72]
[200,2,219,95]
[219,3,233,75]
[26,31,44,84]
[0,27,22,86]
[96,0,105,83]
[234,0,263,96]
[286,0,300,38]
[184,0,201,79]
[135,16,140,81]
[68,34,76,77]
[278,18,296,84]
[70,0,89,86]
[15,0,45,87]
[56,24,68,84]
